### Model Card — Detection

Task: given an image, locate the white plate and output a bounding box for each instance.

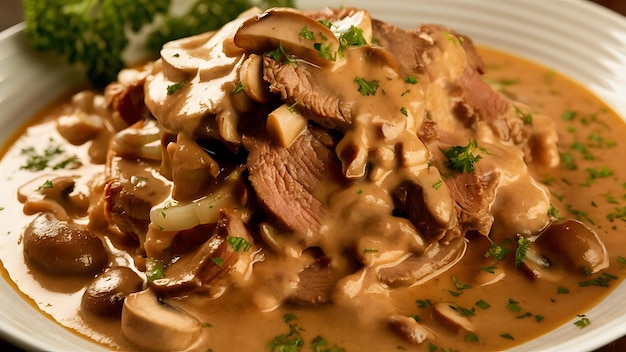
[1,1,625,351]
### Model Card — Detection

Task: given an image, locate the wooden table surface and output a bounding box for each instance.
[0,1,625,351]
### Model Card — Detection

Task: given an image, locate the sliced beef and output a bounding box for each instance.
[103,179,152,241]
[104,67,151,130]
[445,170,499,236]
[243,127,342,234]
[371,19,431,74]
[263,57,353,131]
[287,255,353,306]
[392,180,450,242]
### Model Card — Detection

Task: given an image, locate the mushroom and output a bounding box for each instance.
[433,302,475,332]
[234,8,340,68]
[19,176,90,221]
[266,104,308,148]
[521,219,609,279]
[121,289,202,351]
[23,213,108,276]
[388,315,435,345]
[238,53,273,103]
[378,237,467,288]
[81,266,144,316]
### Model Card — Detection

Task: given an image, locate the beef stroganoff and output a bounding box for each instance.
[1,6,625,351]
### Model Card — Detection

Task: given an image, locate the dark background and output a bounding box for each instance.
[0,0,624,351]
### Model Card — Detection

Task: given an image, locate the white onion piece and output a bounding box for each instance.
[149,192,232,232]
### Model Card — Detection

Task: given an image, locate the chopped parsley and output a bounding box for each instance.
[269,313,304,352]
[166,81,185,95]
[484,237,511,261]
[338,25,367,57]
[267,43,297,64]
[37,180,54,190]
[557,286,570,294]
[404,75,418,84]
[507,298,522,313]
[145,259,164,283]
[475,300,491,310]
[231,81,244,95]
[354,77,379,96]
[313,42,336,61]
[514,105,533,124]
[227,236,251,252]
[210,257,224,267]
[579,272,617,287]
[299,25,315,41]
[400,107,408,116]
[574,314,591,329]
[500,333,515,340]
[442,139,483,173]
[20,142,79,171]
[416,299,433,308]
[310,335,345,352]
[515,236,531,267]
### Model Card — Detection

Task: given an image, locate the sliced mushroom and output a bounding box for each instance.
[239,53,273,103]
[121,289,202,351]
[433,302,475,332]
[388,315,435,345]
[521,219,609,279]
[150,211,254,296]
[23,213,108,276]
[81,266,144,316]
[378,237,467,288]
[19,176,90,221]
[234,8,340,67]
[266,104,308,148]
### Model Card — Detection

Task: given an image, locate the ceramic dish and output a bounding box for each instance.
[1,0,625,350]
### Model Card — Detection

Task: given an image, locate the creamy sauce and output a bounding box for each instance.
[1,17,626,352]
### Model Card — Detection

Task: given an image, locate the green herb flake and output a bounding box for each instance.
[269,313,304,352]
[37,180,54,191]
[210,257,224,267]
[299,25,315,41]
[449,303,476,317]
[338,25,367,57]
[535,315,545,322]
[561,110,577,121]
[145,259,164,283]
[267,43,297,64]
[416,299,433,308]
[433,180,443,190]
[313,42,336,61]
[404,75,418,84]
[475,300,491,310]
[515,236,531,267]
[442,140,483,173]
[231,81,245,95]
[464,333,479,343]
[451,276,472,290]
[400,107,408,116]
[579,272,617,288]
[500,333,515,340]
[485,237,511,261]
[514,105,533,124]
[507,298,522,313]
[557,286,570,294]
[227,236,252,252]
[166,81,185,95]
[310,335,345,352]
[574,314,591,329]
[354,77,379,96]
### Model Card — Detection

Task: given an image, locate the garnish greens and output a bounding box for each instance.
[268,43,298,64]
[145,258,164,283]
[337,25,367,57]
[354,77,379,96]
[23,0,293,87]
[574,314,591,329]
[442,139,483,173]
[299,26,315,41]
[515,236,531,267]
[20,141,79,171]
[166,81,185,95]
[227,236,251,252]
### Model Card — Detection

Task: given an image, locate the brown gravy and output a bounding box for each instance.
[1,44,625,352]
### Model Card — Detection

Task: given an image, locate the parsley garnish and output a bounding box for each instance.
[338,25,367,57]
[485,237,511,261]
[557,287,570,294]
[515,236,531,267]
[231,81,244,95]
[404,75,418,84]
[166,81,185,95]
[299,25,315,41]
[37,180,54,191]
[310,335,345,352]
[416,299,433,308]
[313,42,336,61]
[507,298,522,313]
[442,139,483,173]
[400,107,408,116]
[354,77,379,96]
[267,43,297,64]
[574,314,591,329]
[227,236,251,252]
[145,259,164,283]
[514,105,533,124]
[269,314,304,352]
[500,333,515,340]
[211,257,223,266]
[579,272,617,287]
